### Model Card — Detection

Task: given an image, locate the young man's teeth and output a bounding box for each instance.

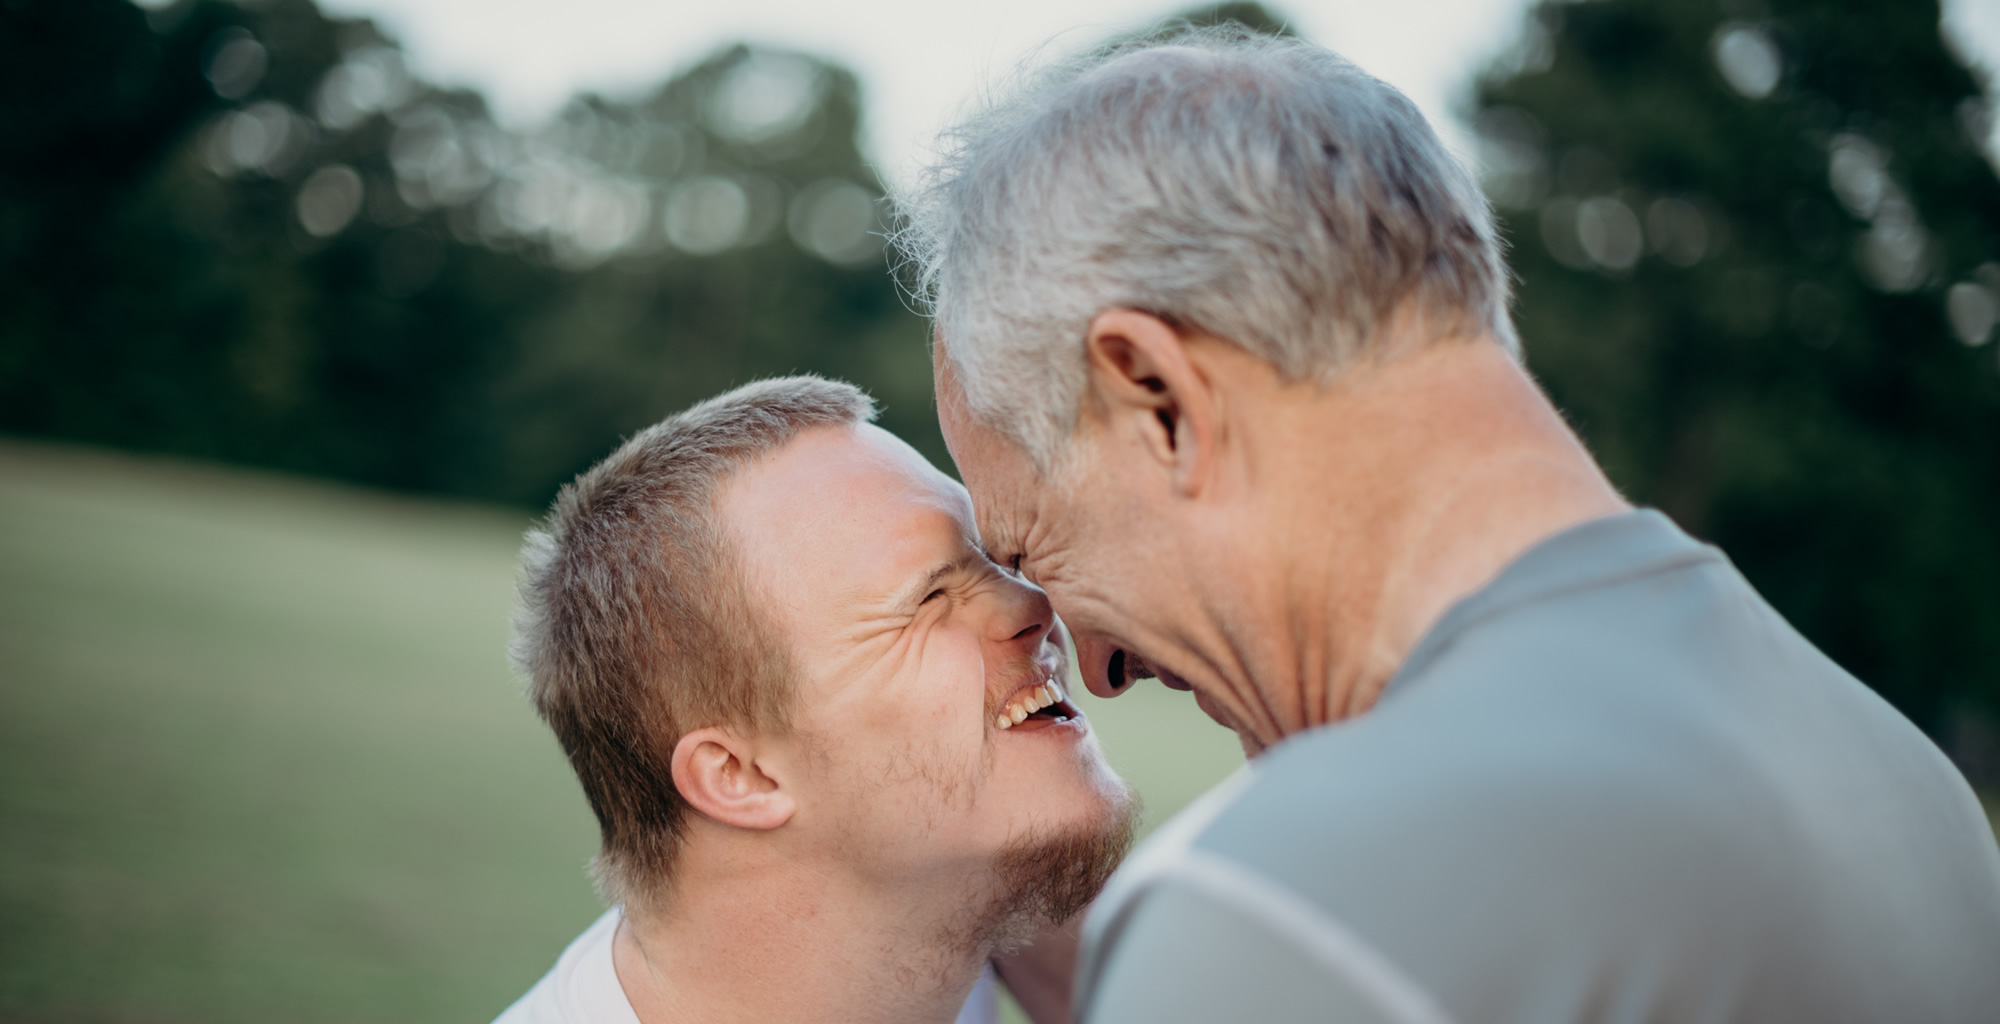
[995,679,1068,730]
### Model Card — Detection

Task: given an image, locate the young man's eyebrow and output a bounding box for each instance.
[895,554,982,608]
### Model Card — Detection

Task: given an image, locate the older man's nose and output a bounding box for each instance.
[1074,635,1134,699]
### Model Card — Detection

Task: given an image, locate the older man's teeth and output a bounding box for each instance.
[996,679,1070,730]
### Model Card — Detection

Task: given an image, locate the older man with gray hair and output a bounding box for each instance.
[900,27,2000,1024]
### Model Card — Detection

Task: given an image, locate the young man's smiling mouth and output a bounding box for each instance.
[994,673,1083,731]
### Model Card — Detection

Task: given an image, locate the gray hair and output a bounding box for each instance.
[895,27,1516,465]
[512,375,877,910]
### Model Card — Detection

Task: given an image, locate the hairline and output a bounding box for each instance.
[898,27,1519,467]
[512,376,880,909]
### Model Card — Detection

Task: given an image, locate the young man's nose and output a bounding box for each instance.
[988,577,1055,649]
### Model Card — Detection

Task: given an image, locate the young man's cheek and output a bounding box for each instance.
[918,628,992,715]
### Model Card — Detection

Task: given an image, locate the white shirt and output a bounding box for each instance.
[493,908,1001,1024]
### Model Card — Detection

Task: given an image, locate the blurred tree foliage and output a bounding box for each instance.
[0,0,940,505]
[1473,0,2000,728]
[4,0,1992,731]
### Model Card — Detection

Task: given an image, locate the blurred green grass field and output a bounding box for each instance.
[0,439,1247,1022]
[5,439,1994,1023]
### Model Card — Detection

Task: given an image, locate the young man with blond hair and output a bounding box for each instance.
[496,377,1133,1024]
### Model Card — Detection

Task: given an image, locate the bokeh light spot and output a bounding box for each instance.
[787,180,880,266]
[1712,23,1781,100]
[1829,134,1889,219]
[1947,279,1998,346]
[203,101,310,178]
[1540,197,1591,270]
[1857,196,1931,293]
[1577,196,1643,271]
[664,176,750,255]
[296,165,364,238]
[204,28,267,101]
[561,179,650,266]
[705,53,825,144]
[315,47,413,132]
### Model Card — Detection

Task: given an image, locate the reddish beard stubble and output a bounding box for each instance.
[970,780,1140,954]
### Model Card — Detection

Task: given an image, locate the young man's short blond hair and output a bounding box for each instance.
[511,376,877,908]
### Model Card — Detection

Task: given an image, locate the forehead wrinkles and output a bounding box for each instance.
[1014,432,1091,555]
[977,503,1022,564]
[1007,489,1081,593]
[973,461,1043,554]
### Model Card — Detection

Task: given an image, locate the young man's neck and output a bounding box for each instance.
[1211,338,1629,744]
[611,843,995,1024]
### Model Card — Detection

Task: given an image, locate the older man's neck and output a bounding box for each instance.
[1246,337,1629,734]
[610,847,993,1024]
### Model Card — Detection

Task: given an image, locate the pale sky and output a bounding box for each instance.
[311,0,2000,188]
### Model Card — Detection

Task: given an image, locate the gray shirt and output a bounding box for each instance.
[1078,511,2000,1023]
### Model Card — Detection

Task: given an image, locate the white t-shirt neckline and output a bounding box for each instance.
[492,907,1000,1024]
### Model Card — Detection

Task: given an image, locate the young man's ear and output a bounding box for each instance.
[670,727,795,831]
[1081,309,1217,496]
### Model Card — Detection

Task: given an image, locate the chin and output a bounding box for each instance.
[1043,775,1132,843]
[981,778,1140,949]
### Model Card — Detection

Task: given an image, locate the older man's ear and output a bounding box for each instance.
[1081,309,1222,499]
[670,728,796,831]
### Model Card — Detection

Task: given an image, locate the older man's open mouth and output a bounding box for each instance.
[994,673,1082,731]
